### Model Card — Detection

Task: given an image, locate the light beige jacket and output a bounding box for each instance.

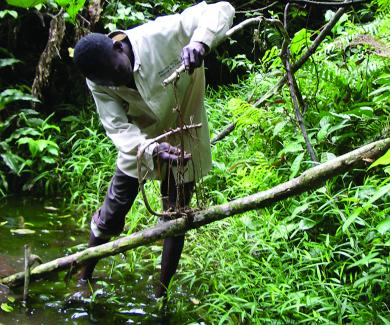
[86,1,235,182]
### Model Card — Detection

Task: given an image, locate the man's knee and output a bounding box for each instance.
[91,210,123,238]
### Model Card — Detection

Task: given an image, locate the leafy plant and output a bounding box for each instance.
[6,0,86,22]
[0,108,61,193]
[102,0,193,32]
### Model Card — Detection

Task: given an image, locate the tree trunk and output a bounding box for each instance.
[1,138,389,288]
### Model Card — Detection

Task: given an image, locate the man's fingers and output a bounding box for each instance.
[193,48,201,68]
[188,48,196,74]
[182,47,190,71]
[158,152,192,165]
[159,152,176,162]
[181,42,207,76]
[155,142,191,165]
[183,153,192,161]
[167,145,181,156]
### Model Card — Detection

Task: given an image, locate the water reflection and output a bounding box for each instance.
[0,196,193,324]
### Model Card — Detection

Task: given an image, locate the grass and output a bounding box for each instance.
[170,171,389,323]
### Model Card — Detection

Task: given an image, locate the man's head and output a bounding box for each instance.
[74,33,134,86]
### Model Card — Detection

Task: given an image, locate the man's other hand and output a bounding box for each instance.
[181,42,208,74]
[153,142,191,165]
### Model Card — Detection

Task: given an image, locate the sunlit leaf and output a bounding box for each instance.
[0,58,21,68]
[377,218,390,234]
[343,207,365,232]
[0,10,18,19]
[289,152,304,180]
[290,28,312,56]
[1,302,13,312]
[41,156,56,164]
[273,121,286,137]
[6,0,45,8]
[11,228,36,235]
[298,218,317,230]
[0,89,39,110]
[36,139,49,152]
[55,0,86,21]
[348,252,380,268]
[369,149,390,169]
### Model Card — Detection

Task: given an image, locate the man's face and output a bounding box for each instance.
[91,40,134,87]
[109,41,133,86]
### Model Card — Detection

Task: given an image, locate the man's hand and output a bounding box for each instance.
[181,42,209,74]
[153,142,191,166]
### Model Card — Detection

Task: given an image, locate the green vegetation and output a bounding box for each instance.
[172,11,389,323]
[0,0,389,323]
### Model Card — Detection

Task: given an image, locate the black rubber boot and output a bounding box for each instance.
[156,234,185,298]
[79,231,109,280]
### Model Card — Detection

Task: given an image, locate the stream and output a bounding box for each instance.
[0,196,197,324]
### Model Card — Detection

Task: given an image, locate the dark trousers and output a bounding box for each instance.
[83,166,193,297]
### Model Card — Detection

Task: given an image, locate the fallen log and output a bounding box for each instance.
[1,138,389,288]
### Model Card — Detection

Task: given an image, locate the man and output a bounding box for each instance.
[73,1,235,298]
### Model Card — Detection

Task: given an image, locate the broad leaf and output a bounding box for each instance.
[6,0,45,8]
[0,58,21,68]
[377,218,390,235]
[55,0,86,21]
[369,149,390,169]
[0,152,25,175]
[289,152,304,180]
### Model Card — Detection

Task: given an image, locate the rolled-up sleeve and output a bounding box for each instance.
[88,84,157,177]
[180,1,235,49]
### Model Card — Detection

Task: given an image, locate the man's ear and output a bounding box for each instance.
[113,40,123,52]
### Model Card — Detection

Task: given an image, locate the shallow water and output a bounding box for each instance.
[0,196,194,324]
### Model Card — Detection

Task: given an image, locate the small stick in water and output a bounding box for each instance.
[23,245,42,302]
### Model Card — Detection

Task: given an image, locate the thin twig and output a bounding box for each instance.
[254,5,347,107]
[23,245,31,302]
[211,122,236,145]
[281,4,318,163]
[284,3,290,30]
[287,0,368,6]
[236,1,279,14]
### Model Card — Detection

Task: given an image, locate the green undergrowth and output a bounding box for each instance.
[50,11,390,323]
[173,172,389,323]
[168,12,390,323]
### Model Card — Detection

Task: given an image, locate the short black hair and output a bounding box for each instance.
[74,33,113,80]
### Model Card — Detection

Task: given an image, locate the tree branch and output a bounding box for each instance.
[212,5,348,144]
[286,0,368,6]
[2,138,389,288]
[281,3,318,163]
[211,122,236,145]
[254,5,347,106]
[32,10,66,100]
[236,1,279,14]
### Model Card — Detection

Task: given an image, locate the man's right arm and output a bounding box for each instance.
[179,1,235,51]
[174,2,235,74]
